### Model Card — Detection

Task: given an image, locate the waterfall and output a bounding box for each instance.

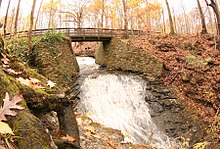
[77,57,174,148]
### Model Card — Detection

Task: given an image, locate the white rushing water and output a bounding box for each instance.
[77,57,173,148]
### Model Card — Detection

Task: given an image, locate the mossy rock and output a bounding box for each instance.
[0,68,54,149]
[30,33,79,89]
[95,38,163,78]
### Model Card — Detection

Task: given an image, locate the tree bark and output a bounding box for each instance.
[48,0,54,29]
[205,0,220,49]
[14,0,21,34]
[122,0,128,37]
[101,0,105,28]
[180,0,190,34]
[4,0,11,36]
[165,0,175,35]
[205,0,220,35]
[162,9,166,34]
[35,0,44,30]
[197,0,208,34]
[208,6,214,33]
[0,0,2,9]
[28,0,37,51]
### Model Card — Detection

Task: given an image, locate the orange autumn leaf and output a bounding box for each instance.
[84,131,92,138]
[61,134,76,142]
[115,145,121,149]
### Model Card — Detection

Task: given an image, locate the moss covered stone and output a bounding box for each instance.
[0,68,54,149]
[30,34,79,89]
[95,38,163,78]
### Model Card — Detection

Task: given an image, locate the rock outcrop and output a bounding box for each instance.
[95,38,163,78]
[31,35,79,89]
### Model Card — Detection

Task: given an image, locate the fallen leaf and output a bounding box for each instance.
[0,93,25,121]
[193,142,208,149]
[56,131,62,137]
[1,53,10,68]
[4,68,22,75]
[0,121,14,135]
[16,77,44,89]
[84,131,92,138]
[93,134,102,139]
[61,134,76,142]
[47,80,56,88]
[0,145,7,149]
[115,145,121,149]
[84,125,96,133]
[106,140,115,148]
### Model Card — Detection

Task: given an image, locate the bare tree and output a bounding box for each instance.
[60,1,88,28]
[4,0,11,36]
[101,0,105,28]
[35,0,44,30]
[14,0,21,34]
[197,0,208,34]
[0,0,3,50]
[205,0,220,49]
[122,0,128,36]
[165,0,175,35]
[180,0,190,34]
[205,0,220,35]
[48,0,54,28]
[162,9,166,34]
[207,6,214,33]
[28,0,37,51]
[0,0,2,10]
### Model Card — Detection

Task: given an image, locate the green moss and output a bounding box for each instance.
[5,37,40,62]
[40,32,68,44]
[186,55,212,68]
[12,110,53,149]
[30,32,79,88]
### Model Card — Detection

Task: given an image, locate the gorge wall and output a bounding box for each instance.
[95,38,163,78]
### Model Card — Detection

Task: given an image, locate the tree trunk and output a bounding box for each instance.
[14,0,21,34]
[205,0,220,49]
[101,0,105,28]
[208,6,214,33]
[205,0,220,35]
[162,9,166,34]
[180,0,190,34]
[197,0,208,34]
[165,0,175,35]
[35,0,44,30]
[122,0,128,37]
[48,0,54,29]
[28,0,37,51]
[172,8,177,33]
[4,0,11,36]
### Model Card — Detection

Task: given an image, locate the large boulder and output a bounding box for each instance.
[30,34,79,89]
[0,68,55,149]
[95,38,163,78]
[29,33,80,148]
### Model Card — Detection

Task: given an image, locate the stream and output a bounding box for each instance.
[77,57,175,148]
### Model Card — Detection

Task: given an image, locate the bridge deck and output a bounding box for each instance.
[4,28,146,42]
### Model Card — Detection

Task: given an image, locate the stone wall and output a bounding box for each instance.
[95,38,163,78]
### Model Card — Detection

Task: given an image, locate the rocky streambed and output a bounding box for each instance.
[76,57,208,148]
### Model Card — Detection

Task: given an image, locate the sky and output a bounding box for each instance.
[0,0,200,18]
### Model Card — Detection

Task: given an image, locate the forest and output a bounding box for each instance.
[0,0,218,35]
[0,0,220,149]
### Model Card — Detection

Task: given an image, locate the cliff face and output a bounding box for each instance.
[95,38,163,78]
[31,35,79,89]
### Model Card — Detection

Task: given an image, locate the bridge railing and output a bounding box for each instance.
[4,28,146,39]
